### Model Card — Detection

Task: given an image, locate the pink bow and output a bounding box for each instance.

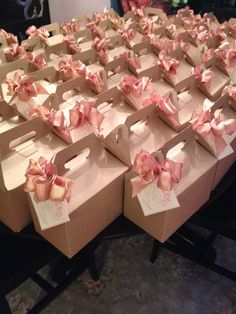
[222,85,236,101]
[69,98,104,130]
[193,66,213,89]
[190,110,236,156]
[0,29,18,45]
[129,1,145,18]
[58,57,87,81]
[131,150,183,197]
[201,48,215,63]
[61,18,80,35]
[64,35,81,54]
[24,156,73,203]
[141,91,161,108]
[158,51,179,74]
[5,72,49,101]
[156,96,178,116]
[26,25,50,41]
[92,8,110,23]
[86,21,105,39]
[139,17,158,34]
[119,75,150,98]
[4,44,26,62]
[117,28,136,47]
[27,52,47,70]
[110,17,122,30]
[86,71,104,93]
[92,37,110,64]
[215,42,236,69]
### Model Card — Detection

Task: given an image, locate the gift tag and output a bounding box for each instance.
[218,144,234,160]
[137,182,180,216]
[29,192,70,230]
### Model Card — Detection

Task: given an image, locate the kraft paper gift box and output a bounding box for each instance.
[165,18,186,40]
[131,41,158,76]
[143,7,168,24]
[73,49,108,94]
[107,35,131,60]
[0,58,30,83]
[73,29,94,53]
[44,23,65,47]
[2,66,60,119]
[157,88,208,133]
[0,117,67,232]
[124,127,217,243]
[0,49,7,64]
[28,134,128,258]
[104,57,135,90]
[139,65,173,97]
[98,20,118,39]
[100,104,177,167]
[160,48,195,93]
[208,94,236,189]
[121,22,147,49]
[0,100,25,134]
[39,77,105,144]
[195,65,230,101]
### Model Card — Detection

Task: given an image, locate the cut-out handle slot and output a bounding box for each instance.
[56,77,88,104]
[10,131,36,151]
[64,148,90,171]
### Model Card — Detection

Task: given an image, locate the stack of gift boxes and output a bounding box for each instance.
[0,6,236,258]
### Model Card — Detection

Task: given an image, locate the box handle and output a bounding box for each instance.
[0,59,29,81]
[45,22,61,35]
[125,105,155,131]
[0,117,50,157]
[31,66,59,83]
[73,49,97,65]
[94,87,120,108]
[212,93,229,113]
[0,101,19,120]
[74,28,93,42]
[160,126,195,157]
[54,133,97,175]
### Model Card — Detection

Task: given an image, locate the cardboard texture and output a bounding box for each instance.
[197,65,230,101]
[0,100,25,134]
[101,104,177,166]
[29,134,128,258]
[162,48,195,93]
[0,117,67,232]
[158,87,208,132]
[210,94,236,189]
[132,41,158,76]
[124,127,217,242]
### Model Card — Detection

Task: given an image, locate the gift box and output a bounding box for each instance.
[124,127,217,242]
[195,65,230,101]
[73,49,108,93]
[0,117,67,232]
[28,134,128,258]
[159,48,195,93]
[0,58,30,84]
[143,7,168,25]
[208,94,236,189]
[43,23,65,47]
[98,20,119,39]
[157,88,208,133]
[131,41,158,76]
[2,66,60,119]
[108,35,131,60]
[0,100,24,134]
[100,104,177,166]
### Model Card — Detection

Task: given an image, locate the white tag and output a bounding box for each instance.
[29,193,70,230]
[137,182,180,216]
[218,145,234,160]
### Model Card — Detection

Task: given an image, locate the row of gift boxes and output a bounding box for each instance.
[0,94,235,257]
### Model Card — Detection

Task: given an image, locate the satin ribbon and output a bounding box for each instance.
[86,21,105,39]
[166,24,177,37]
[5,72,49,101]
[92,7,110,23]
[4,44,26,62]
[27,52,47,70]
[129,1,145,18]
[215,42,236,69]
[86,71,104,93]
[0,29,18,45]
[92,37,110,64]
[152,38,189,54]
[139,17,158,34]
[24,156,73,203]
[193,66,213,89]
[61,18,80,35]
[118,28,136,47]
[110,17,122,30]
[58,57,87,81]
[131,150,183,197]
[26,25,50,41]
[69,98,104,130]
[64,35,81,54]
[158,51,179,74]
[119,75,150,98]
[190,110,236,156]
[201,48,215,63]
[222,85,236,101]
